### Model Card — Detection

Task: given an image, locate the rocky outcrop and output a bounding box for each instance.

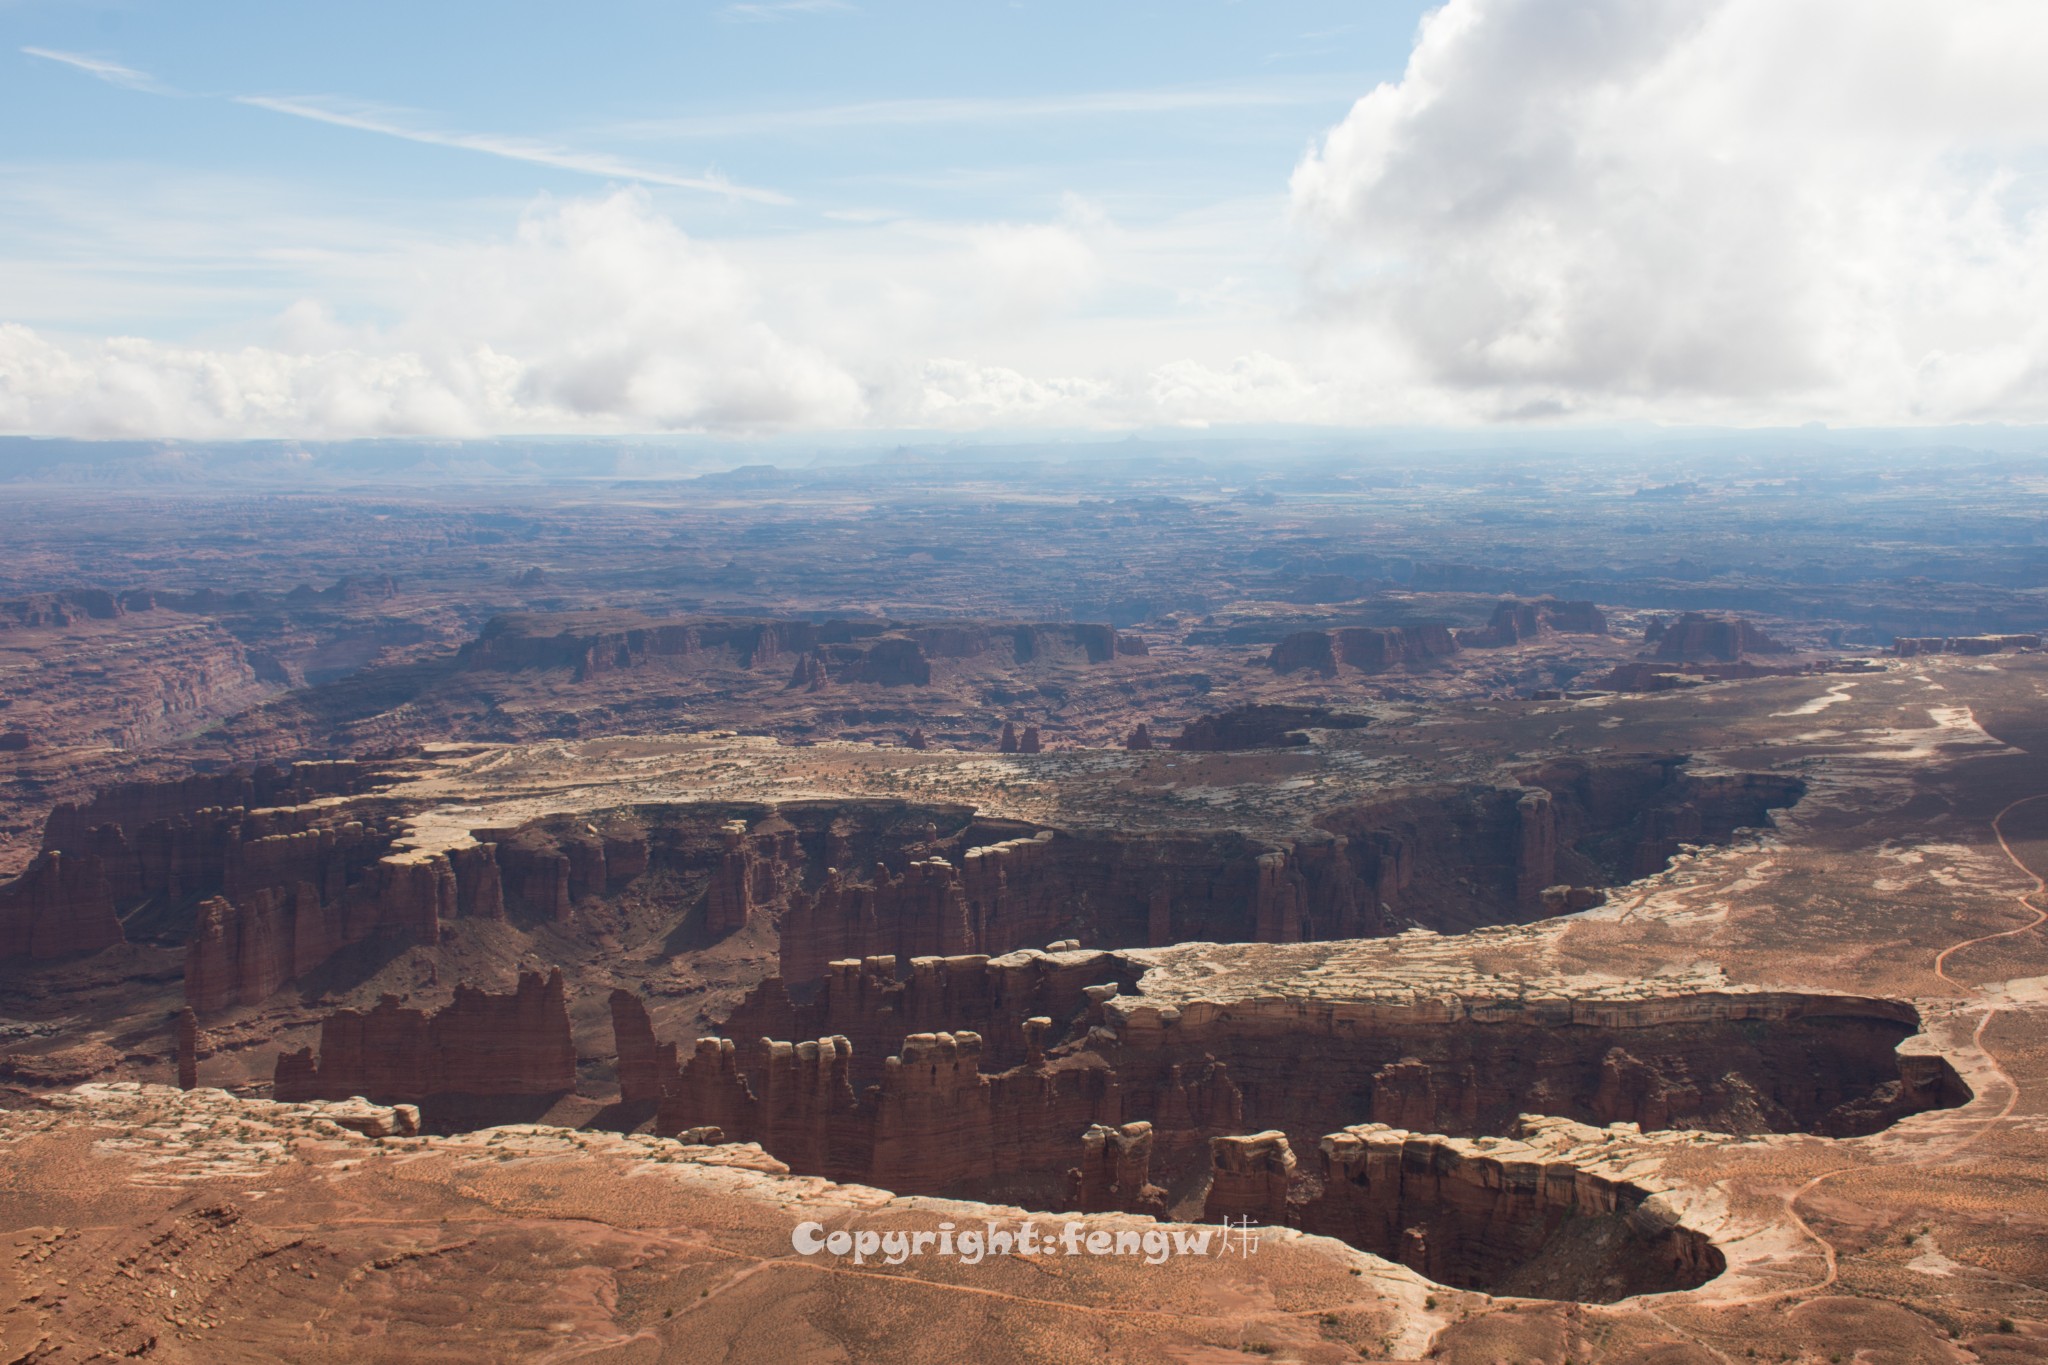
[1292,1121,1726,1300]
[777,830,1082,981]
[998,722,1020,754]
[1891,634,2041,657]
[185,851,457,1014]
[1647,613,1789,661]
[704,817,798,938]
[1100,987,1964,1155]
[274,968,576,1104]
[1460,598,1608,646]
[1125,724,1153,751]
[1319,758,1804,934]
[460,614,1129,682]
[1204,1131,1298,1227]
[1170,704,1371,752]
[724,950,1149,1087]
[0,850,123,959]
[1066,1121,1166,1215]
[1268,624,1458,676]
[609,989,681,1105]
[176,1007,199,1091]
[1018,726,1042,754]
[637,1020,1131,1199]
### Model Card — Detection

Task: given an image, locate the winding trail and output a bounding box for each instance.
[1647,791,2048,1339]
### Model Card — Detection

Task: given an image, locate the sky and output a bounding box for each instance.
[2,0,2047,439]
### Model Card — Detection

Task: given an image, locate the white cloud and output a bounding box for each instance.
[0,192,862,437]
[11,1,2048,437]
[608,80,1356,139]
[1290,0,2048,422]
[20,47,166,93]
[234,96,791,205]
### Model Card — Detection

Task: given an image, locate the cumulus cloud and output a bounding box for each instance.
[11,1,2048,438]
[1290,0,2048,421]
[0,192,864,438]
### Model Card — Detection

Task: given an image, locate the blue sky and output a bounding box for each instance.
[3,0,2047,438]
[3,2,1429,330]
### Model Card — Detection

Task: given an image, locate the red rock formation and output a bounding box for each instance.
[1253,852,1304,943]
[461,614,1128,680]
[1067,1121,1167,1215]
[274,968,575,1103]
[1262,623,1462,675]
[609,989,681,1105]
[728,948,1147,1085]
[1460,598,1608,647]
[704,817,798,938]
[1647,612,1789,662]
[778,832,1077,982]
[1294,1124,1724,1299]
[1018,726,1042,754]
[1204,1132,1298,1226]
[1515,789,1558,912]
[1267,630,1337,675]
[1125,723,1153,751]
[0,849,123,959]
[905,727,929,750]
[176,1007,199,1091]
[999,722,1020,754]
[186,853,455,1014]
[1369,1058,1438,1131]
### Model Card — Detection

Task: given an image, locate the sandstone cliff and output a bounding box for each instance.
[1268,624,1459,675]
[274,968,575,1105]
[1647,612,1789,662]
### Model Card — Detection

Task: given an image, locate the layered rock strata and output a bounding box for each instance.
[1208,1119,1727,1302]
[274,968,575,1105]
[461,614,1131,681]
[1268,624,1459,676]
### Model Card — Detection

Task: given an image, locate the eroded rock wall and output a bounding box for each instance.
[274,968,575,1104]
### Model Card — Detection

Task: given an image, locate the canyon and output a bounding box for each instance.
[2,447,2046,1360]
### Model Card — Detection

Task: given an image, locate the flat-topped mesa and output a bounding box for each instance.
[1268,623,1458,676]
[458,613,1130,683]
[1458,598,1609,648]
[0,849,122,959]
[40,762,374,858]
[274,968,575,1109]
[1891,633,2042,657]
[1646,612,1790,662]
